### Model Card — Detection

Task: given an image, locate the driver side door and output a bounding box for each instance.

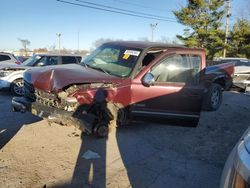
[130,53,203,119]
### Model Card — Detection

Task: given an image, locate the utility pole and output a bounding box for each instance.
[150,23,158,42]
[56,33,61,53]
[223,0,231,58]
[77,31,79,51]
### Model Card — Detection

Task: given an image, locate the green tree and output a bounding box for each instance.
[173,0,225,59]
[227,19,250,58]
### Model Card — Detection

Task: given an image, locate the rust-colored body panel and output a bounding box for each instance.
[26,64,123,93]
[22,42,234,119]
[11,41,236,137]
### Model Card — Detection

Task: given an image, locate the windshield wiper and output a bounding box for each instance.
[80,61,88,68]
[88,65,111,75]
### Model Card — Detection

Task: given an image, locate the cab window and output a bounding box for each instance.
[62,56,81,64]
[36,56,59,66]
[151,54,201,84]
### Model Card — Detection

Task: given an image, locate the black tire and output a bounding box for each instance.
[203,83,222,111]
[10,78,24,96]
[95,123,109,138]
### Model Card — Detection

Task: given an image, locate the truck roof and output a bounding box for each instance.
[33,53,81,57]
[104,41,186,50]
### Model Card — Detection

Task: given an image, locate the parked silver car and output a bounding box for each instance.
[0,52,20,64]
[220,126,250,188]
[0,54,82,95]
[220,58,250,91]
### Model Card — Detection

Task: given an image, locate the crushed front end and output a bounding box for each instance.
[12,79,121,137]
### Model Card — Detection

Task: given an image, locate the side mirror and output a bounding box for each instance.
[37,62,45,66]
[142,73,155,87]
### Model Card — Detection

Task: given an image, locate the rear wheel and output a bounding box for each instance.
[10,78,24,96]
[203,83,222,111]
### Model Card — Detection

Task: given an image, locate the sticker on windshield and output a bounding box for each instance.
[124,50,140,56]
[123,54,130,59]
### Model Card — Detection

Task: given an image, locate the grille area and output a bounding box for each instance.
[35,90,61,108]
[23,80,60,108]
[23,80,78,111]
[23,80,36,101]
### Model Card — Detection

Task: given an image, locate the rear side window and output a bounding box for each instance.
[235,60,250,66]
[62,56,80,64]
[0,55,11,61]
[36,56,59,66]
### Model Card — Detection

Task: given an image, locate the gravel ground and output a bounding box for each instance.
[0,91,250,188]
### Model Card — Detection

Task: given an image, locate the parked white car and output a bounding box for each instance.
[0,54,82,95]
[0,52,20,64]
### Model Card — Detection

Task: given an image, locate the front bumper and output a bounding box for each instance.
[12,97,32,113]
[12,97,94,134]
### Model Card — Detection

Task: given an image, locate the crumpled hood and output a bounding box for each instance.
[24,64,123,93]
[0,63,29,70]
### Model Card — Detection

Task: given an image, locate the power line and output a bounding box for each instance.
[113,0,171,13]
[56,0,178,22]
[75,0,176,20]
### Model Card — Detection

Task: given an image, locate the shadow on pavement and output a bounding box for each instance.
[0,91,41,149]
[50,133,107,188]
[51,117,193,188]
[70,134,107,187]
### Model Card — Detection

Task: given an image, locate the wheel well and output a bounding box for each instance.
[213,78,225,89]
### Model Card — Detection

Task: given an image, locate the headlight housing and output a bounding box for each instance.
[231,134,250,188]
[220,128,250,188]
[0,70,14,77]
[231,171,250,188]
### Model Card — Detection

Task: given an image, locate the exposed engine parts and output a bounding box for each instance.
[72,97,124,137]
[30,83,122,137]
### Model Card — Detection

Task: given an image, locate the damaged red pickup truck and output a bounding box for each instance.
[12,41,234,137]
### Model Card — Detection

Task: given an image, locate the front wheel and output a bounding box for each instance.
[203,83,222,111]
[10,78,24,96]
[94,122,110,138]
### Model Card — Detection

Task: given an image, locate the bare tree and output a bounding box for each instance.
[92,38,114,49]
[18,38,30,56]
[156,36,181,44]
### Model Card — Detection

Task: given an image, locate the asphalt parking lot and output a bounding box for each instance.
[0,91,250,188]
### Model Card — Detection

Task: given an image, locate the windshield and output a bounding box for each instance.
[81,44,142,77]
[22,55,42,66]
